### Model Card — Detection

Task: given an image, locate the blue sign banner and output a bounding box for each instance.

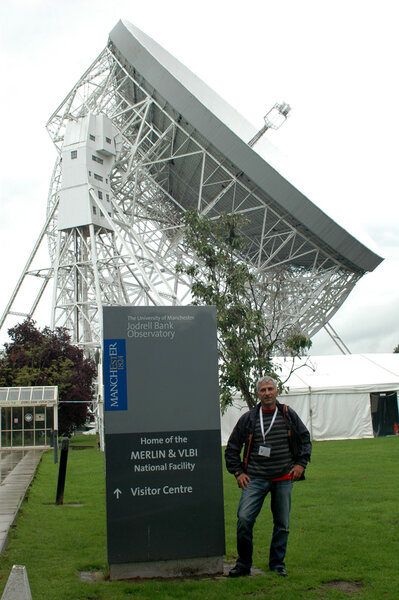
[104,339,128,411]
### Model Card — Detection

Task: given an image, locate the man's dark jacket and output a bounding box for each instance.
[225,400,312,480]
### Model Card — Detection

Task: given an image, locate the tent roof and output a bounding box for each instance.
[277,354,399,395]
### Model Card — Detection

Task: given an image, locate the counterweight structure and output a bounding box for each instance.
[0,21,382,433]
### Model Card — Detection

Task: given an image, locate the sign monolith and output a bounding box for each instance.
[103,306,225,579]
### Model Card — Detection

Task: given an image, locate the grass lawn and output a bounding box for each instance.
[0,435,398,599]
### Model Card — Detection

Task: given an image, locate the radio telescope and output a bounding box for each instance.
[0,20,382,430]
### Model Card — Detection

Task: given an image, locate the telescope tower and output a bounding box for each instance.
[0,21,382,440]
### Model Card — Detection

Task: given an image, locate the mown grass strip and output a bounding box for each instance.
[0,436,398,599]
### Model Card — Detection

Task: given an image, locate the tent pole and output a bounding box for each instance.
[308,386,313,440]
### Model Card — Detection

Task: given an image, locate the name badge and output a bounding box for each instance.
[258,445,271,458]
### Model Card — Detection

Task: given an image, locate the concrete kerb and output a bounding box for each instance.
[0,450,43,555]
[0,565,32,600]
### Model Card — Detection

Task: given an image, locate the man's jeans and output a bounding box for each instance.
[236,477,292,570]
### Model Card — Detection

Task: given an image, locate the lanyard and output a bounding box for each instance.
[259,407,278,442]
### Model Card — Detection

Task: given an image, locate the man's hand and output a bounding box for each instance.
[289,464,305,481]
[236,473,251,489]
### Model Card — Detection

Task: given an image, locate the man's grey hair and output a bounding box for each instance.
[256,376,278,391]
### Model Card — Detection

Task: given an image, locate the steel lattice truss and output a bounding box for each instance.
[1,43,365,361]
[1,38,371,444]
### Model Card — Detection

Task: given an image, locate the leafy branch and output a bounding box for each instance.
[177,210,312,411]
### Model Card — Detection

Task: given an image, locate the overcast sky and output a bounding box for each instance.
[0,0,398,354]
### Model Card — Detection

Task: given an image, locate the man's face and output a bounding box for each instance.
[257,380,278,409]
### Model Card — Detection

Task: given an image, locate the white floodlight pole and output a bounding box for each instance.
[248,102,291,147]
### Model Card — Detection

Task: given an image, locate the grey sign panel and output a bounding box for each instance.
[103,305,225,565]
[105,430,224,563]
[103,306,221,434]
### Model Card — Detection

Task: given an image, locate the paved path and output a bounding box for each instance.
[0,449,43,554]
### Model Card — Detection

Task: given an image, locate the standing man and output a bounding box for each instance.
[225,376,311,577]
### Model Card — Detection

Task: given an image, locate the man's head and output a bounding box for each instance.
[257,376,279,410]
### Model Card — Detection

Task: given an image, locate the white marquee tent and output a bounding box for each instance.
[221,354,399,443]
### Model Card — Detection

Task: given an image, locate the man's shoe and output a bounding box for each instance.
[228,565,251,577]
[271,566,287,577]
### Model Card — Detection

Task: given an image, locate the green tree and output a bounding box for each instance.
[177,211,311,411]
[0,319,97,435]
[394,344,399,353]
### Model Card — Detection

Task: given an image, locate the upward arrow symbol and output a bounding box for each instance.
[113,488,122,499]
